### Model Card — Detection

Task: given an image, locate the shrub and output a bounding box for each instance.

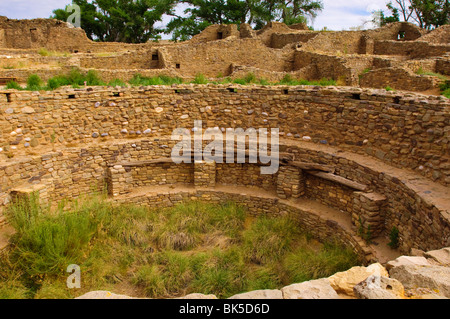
[26,74,43,91]
[5,81,22,90]
[388,227,400,249]
[192,73,208,84]
[108,78,127,87]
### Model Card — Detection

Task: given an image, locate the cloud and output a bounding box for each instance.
[311,0,388,30]
[0,0,71,19]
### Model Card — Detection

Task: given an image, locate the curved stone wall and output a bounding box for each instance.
[0,86,448,185]
[0,85,449,259]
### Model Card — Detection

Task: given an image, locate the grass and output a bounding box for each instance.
[0,195,361,299]
[440,81,450,99]
[37,48,71,58]
[5,69,106,91]
[4,71,341,91]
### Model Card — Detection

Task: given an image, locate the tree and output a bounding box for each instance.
[51,0,176,43]
[382,0,449,29]
[165,0,323,40]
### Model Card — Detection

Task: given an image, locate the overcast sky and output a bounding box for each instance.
[0,0,390,35]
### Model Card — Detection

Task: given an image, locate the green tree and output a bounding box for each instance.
[382,0,449,29]
[166,0,323,40]
[51,0,176,43]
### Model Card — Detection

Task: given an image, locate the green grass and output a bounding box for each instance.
[129,74,183,86]
[37,48,71,58]
[5,81,22,90]
[4,71,340,91]
[0,196,361,299]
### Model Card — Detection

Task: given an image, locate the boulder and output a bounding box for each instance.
[386,256,431,271]
[281,279,340,299]
[389,265,450,298]
[423,248,450,266]
[228,289,282,299]
[353,275,404,299]
[177,293,217,299]
[76,291,134,299]
[328,263,388,297]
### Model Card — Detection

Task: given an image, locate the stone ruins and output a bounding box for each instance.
[0,17,449,299]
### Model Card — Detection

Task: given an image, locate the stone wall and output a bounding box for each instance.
[0,85,447,186]
[359,67,438,91]
[373,40,450,59]
[0,133,448,254]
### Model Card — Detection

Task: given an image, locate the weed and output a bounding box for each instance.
[388,226,400,249]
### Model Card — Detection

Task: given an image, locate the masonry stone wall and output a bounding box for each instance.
[359,67,438,91]
[1,86,447,186]
[305,174,354,215]
[373,41,450,59]
[0,134,448,255]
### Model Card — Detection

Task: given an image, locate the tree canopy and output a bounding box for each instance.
[52,0,323,42]
[377,0,449,29]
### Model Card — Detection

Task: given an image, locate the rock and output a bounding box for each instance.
[92,132,99,138]
[176,293,217,299]
[353,275,404,299]
[75,291,134,299]
[410,248,426,257]
[143,129,151,134]
[386,256,431,271]
[155,107,164,113]
[281,279,340,299]
[22,107,35,114]
[328,263,388,297]
[389,265,450,298]
[5,108,14,114]
[423,248,450,266]
[302,136,311,141]
[228,290,282,299]
[405,287,449,299]
[30,138,39,147]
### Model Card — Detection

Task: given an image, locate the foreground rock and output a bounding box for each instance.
[353,275,404,299]
[328,263,388,297]
[389,265,450,298]
[281,279,339,299]
[228,290,282,299]
[386,256,431,271]
[423,248,450,266]
[176,293,217,299]
[76,291,135,299]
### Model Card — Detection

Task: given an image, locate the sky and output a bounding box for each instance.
[0,0,390,36]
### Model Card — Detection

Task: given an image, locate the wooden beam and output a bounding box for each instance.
[286,161,335,173]
[307,171,368,191]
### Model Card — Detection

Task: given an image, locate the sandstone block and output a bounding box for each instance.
[386,256,431,271]
[328,263,388,297]
[228,289,282,299]
[353,275,404,299]
[281,279,340,299]
[389,265,450,298]
[423,247,450,266]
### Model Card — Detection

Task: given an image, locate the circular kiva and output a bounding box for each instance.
[0,86,449,263]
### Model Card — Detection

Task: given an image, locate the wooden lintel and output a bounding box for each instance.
[286,161,335,173]
[308,171,368,191]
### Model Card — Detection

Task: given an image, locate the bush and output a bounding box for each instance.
[26,74,43,91]
[108,79,127,87]
[192,73,208,84]
[5,81,22,90]
[388,227,400,249]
